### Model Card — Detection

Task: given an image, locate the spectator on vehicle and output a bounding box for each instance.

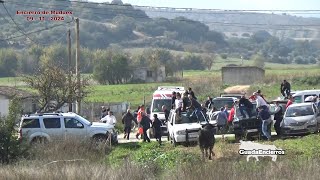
[318,96,320,108]
[100,106,109,119]
[280,80,291,99]
[171,91,176,109]
[140,114,152,143]
[217,107,228,133]
[100,111,116,126]
[122,109,135,140]
[254,92,268,110]
[256,90,267,102]
[286,95,294,109]
[182,92,190,112]
[273,101,283,137]
[188,87,197,100]
[258,106,272,141]
[239,95,253,118]
[152,114,162,145]
[205,96,213,109]
[188,94,202,120]
[175,92,183,116]
[201,103,207,116]
[162,105,170,122]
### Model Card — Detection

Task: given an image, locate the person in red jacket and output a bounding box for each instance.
[286,95,294,109]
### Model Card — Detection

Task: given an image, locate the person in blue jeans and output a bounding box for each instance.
[258,106,272,140]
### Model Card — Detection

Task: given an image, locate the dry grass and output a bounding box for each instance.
[224,85,250,94]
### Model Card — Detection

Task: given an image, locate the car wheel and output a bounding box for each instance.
[31,137,47,145]
[235,133,241,142]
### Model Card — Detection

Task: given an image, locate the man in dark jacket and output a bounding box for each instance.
[162,105,170,122]
[140,114,152,142]
[188,87,197,100]
[205,96,213,109]
[239,95,253,118]
[152,114,163,145]
[122,109,135,140]
[273,101,283,137]
[171,91,176,109]
[258,107,272,141]
[280,80,291,99]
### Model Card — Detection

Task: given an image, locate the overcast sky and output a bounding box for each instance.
[89,0,320,10]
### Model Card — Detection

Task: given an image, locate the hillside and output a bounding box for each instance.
[139,7,320,40]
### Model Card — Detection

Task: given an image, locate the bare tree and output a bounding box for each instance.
[23,63,89,112]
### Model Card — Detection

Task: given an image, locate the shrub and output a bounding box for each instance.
[292,76,320,86]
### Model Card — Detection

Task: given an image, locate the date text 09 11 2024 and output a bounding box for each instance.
[26,16,65,21]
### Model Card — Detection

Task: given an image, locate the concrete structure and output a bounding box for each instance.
[0,86,38,117]
[221,66,265,85]
[133,66,166,83]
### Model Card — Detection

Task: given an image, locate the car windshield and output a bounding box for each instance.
[76,115,91,125]
[212,99,234,110]
[286,105,314,117]
[152,99,171,113]
[175,111,207,124]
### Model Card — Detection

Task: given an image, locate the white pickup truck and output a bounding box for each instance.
[18,112,118,144]
[167,110,207,146]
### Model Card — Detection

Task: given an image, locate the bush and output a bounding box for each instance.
[220,54,228,59]
[0,98,28,164]
[292,76,320,86]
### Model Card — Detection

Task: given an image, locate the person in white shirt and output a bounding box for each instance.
[254,92,268,109]
[100,111,117,126]
[175,92,183,115]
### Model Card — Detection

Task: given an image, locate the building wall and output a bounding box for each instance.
[133,66,166,83]
[222,66,265,85]
[0,95,10,117]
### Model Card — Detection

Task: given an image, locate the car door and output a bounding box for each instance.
[63,117,87,140]
[42,117,63,141]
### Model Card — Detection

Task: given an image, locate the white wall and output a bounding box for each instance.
[0,96,10,117]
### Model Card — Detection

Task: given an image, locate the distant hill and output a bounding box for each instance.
[138,7,320,40]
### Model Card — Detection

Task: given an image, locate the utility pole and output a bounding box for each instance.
[75,18,81,114]
[67,29,72,112]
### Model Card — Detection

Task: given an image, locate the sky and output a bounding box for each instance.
[89,0,320,11]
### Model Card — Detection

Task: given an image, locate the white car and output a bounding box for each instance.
[18,112,117,144]
[167,109,207,146]
[281,103,320,136]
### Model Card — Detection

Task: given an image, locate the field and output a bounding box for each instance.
[3,134,320,179]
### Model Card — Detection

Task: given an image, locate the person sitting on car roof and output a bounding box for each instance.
[239,95,253,118]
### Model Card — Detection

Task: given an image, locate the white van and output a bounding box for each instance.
[150,86,185,121]
[293,90,320,103]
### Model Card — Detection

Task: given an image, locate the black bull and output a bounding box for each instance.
[198,123,216,160]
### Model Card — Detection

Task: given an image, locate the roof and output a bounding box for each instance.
[221,66,265,71]
[288,102,314,107]
[0,86,37,99]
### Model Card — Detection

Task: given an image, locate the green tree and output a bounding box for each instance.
[23,62,89,112]
[0,98,27,164]
[252,54,265,69]
[0,49,19,77]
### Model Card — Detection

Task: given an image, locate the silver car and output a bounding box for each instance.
[281,103,320,135]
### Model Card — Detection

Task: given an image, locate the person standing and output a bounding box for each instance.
[162,105,170,122]
[273,101,283,137]
[100,106,109,119]
[171,91,176,109]
[205,96,213,109]
[135,105,145,139]
[280,80,291,99]
[254,92,268,110]
[258,107,272,141]
[140,114,152,142]
[216,107,228,134]
[122,109,135,140]
[182,92,190,112]
[175,92,183,116]
[152,114,162,145]
[188,87,197,100]
[100,111,116,126]
[286,95,294,109]
[239,95,253,118]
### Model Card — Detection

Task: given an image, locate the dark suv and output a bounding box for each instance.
[230,102,263,140]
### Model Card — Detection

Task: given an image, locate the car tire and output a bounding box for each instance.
[235,133,241,142]
[31,137,47,145]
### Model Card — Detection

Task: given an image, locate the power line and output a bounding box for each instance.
[5,1,320,29]
[0,20,74,41]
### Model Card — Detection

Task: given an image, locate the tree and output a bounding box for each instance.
[0,98,27,164]
[252,54,265,69]
[201,53,215,70]
[23,63,89,112]
[0,49,19,77]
